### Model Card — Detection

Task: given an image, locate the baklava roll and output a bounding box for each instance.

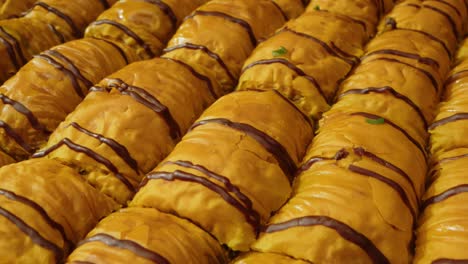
[132,90,314,251]
[0,158,119,263]
[250,0,463,262]
[330,27,451,159]
[414,155,468,263]
[430,38,468,160]
[237,4,372,119]
[0,0,35,19]
[67,208,227,264]
[85,0,208,60]
[36,57,216,204]
[0,0,116,82]
[305,0,393,38]
[414,38,468,263]
[163,0,294,94]
[378,0,466,59]
[0,0,204,165]
[0,38,128,162]
[232,252,310,264]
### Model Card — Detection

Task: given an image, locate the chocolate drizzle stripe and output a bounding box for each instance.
[445,70,468,86]
[422,4,459,38]
[0,94,50,134]
[301,0,310,7]
[143,170,260,232]
[0,27,26,66]
[47,24,66,43]
[279,27,359,66]
[143,0,178,30]
[0,189,72,251]
[163,43,236,84]
[242,58,326,101]
[297,149,350,175]
[339,86,428,128]
[0,206,63,262]
[390,28,451,59]
[96,38,129,64]
[421,184,468,210]
[185,10,257,46]
[161,57,217,98]
[429,113,468,130]
[349,165,416,221]
[78,233,169,264]
[438,153,468,164]
[366,57,439,92]
[351,112,426,157]
[363,49,439,69]
[70,122,139,174]
[429,0,461,17]
[189,118,297,182]
[72,261,95,264]
[270,0,288,20]
[33,2,80,38]
[352,147,418,202]
[432,258,468,264]
[264,216,389,264]
[32,138,135,192]
[164,160,256,211]
[97,0,109,9]
[0,33,19,70]
[0,120,33,153]
[34,54,84,98]
[106,78,181,139]
[45,50,93,88]
[316,9,367,32]
[405,3,458,38]
[90,19,154,57]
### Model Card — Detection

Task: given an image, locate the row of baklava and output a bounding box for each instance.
[61,0,390,263]
[0,0,306,262]
[414,32,468,263]
[234,0,468,263]
[0,0,210,167]
[0,0,116,82]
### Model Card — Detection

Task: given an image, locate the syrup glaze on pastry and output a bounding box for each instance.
[414,35,468,263]
[248,0,467,263]
[0,0,116,82]
[0,0,207,167]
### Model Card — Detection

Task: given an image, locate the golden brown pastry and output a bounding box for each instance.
[0,38,129,162]
[0,158,119,263]
[132,90,314,251]
[85,0,208,60]
[249,1,464,263]
[33,0,294,204]
[414,155,468,263]
[429,38,468,160]
[67,208,227,264]
[36,57,216,204]
[305,0,393,38]
[237,2,374,119]
[0,0,117,82]
[232,252,311,264]
[0,0,36,19]
[378,0,466,59]
[0,0,207,166]
[162,0,290,94]
[414,37,468,263]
